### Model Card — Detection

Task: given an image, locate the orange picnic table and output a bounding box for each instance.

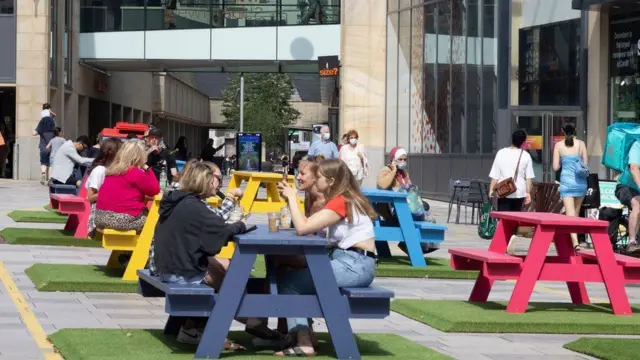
[449,212,638,316]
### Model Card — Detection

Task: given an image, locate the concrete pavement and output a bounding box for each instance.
[0,178,634,359]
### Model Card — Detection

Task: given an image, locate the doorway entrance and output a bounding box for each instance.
[0,87,16,179]
[509,106,584,183]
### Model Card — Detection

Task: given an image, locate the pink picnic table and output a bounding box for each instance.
[449,212,636,316]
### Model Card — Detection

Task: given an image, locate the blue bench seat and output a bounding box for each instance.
[137,269,394,334]
[49,183,78,195]
[374,220,446,244]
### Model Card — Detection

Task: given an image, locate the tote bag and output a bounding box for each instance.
[581,174,601,210]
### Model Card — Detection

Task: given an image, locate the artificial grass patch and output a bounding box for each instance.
[377,257,477,279]
[26,264,138,293]
[0,228,99,247]
[49,329,452,360]
[391,300,640,335]
[564,338,640,360]
[43,204,54,212]
[7,210,67,224]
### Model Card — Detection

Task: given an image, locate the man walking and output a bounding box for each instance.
[307,125,338,159]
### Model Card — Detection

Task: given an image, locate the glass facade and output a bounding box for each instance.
[80,0,341,33]
[65,0,72,86]
[0,0,13,15]
[609,16,640,124]
[386,0,497,155]
[50,0,58,85]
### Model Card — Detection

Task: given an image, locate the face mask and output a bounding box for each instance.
[349,138,358,145]
[322,133,330,140]
[397,163,407,170]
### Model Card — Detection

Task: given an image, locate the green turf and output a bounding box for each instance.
[564,338,640,360]
[7,210,67,223]
[26,264,138,293]
[49,329,452,360]
[43,204,54,212]
[0,228,100,247]
[391,300,640,335]
[377,257,477,279]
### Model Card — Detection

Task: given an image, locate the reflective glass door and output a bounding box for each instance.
[510,109,583,183]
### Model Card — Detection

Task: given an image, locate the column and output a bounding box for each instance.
[339,0,386,187]
[587,7,609,176]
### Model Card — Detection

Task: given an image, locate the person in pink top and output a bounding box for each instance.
[95,140,160,232]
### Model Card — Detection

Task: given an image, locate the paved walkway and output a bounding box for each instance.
[1,179,637,359]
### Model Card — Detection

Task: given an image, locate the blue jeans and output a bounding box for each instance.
[277,248,376,333]
[160,273,205,285]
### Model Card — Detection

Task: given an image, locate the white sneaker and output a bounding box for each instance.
[507,235,518,255]
[177,326,202,345]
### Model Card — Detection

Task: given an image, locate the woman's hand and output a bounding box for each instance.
[389,161,397,172]
[277,181,298,201]
[524,192,532,205]
[226,188,243,200]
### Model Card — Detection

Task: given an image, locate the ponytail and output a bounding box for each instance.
[562,123,576,147]
[564,135,574,147]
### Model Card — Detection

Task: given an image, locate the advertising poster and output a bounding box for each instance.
[523,135,564,150]
[236,133,262,172]
[585,180,623,246]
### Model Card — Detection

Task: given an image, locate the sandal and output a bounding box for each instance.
[275,346,316,357]
[224,339,245,351]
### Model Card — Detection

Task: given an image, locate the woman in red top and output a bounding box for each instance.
[95,140,160,231]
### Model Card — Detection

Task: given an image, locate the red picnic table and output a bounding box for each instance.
[449,212,639,316]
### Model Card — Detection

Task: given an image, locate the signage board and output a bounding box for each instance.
[610,21,640,77]
[236,132,262,171]
[318,55,339,77]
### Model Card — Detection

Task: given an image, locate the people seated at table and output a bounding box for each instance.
[277,159,377,357]
[376,146,439,255]
[50,135,94,187]
[299,155,326,217]
[95,141,160,232]
[150,162,279,347]
[85,138,122,236]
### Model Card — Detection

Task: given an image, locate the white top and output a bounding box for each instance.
[50,140,94,183]
[489,147,535,199]
[325,195,375,249]
[41,109,51,119]
[340,144,366,181]
[86,165,107,191]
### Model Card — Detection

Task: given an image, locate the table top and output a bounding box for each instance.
[234,225,327,247]
[491,211,608,228]
[232,171,295,181]
[361,187,407,199]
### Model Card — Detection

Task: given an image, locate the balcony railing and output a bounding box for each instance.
[80,0,340,33]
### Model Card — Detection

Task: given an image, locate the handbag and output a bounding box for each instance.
[477,202,497,240]
[576,142,589,178]
[495,150,523,198]
[581,173,601,209]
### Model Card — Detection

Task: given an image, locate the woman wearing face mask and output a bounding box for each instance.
[339,129,369,186]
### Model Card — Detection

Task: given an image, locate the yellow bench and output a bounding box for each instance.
[98,194,221,281]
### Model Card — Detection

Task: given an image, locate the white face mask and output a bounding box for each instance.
[397,163,407,170]
[322,133,330,140]
[349,138,358,145]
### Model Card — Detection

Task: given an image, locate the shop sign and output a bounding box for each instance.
[610,21,640,77]
[318,55,339,77]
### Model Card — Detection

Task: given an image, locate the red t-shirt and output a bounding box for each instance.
[96,167,160,217]
[325,195,347,217]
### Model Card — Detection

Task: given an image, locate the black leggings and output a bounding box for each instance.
[497,197,525,212]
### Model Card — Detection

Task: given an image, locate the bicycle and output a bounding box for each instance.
[598,206,631,254]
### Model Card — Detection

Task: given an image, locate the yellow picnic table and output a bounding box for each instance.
[100,194,221,281]
[227,171,304,214]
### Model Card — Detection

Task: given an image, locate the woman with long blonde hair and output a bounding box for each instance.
[95,140,160,232]
[276,159,377,357]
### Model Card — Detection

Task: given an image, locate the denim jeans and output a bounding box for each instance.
[277,248,376,333]
[160,273,205,285]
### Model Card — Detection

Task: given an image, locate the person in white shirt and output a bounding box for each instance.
[85,138,122,236]
[488,129,535,211]
[40,103,56,120]
[339,129,369,186]
[277,159,377,357]
[50,136,94,187]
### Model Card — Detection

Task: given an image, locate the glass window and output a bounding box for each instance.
[50,0,57,86]
[435,2,451,153]
[466,0,481,154]
[65,0,72,86]
[481,0,497,154]
[399,0,411,10]
[610,19,640,123]
[397,9,411,150]
[409,5,425,153]
[424,3,438,153]
[0,0,13,15]
[388,0,398,12]
[386,13,399,152]
[450,0,464,153]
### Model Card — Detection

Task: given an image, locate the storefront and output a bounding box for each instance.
[385,0,500,198]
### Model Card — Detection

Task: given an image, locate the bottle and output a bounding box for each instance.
[159,169,167,193]
[280,205,291,229]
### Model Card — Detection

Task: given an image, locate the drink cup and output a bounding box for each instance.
[268,212,279,232]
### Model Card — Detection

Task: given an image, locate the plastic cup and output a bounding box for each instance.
[268,212,279,232]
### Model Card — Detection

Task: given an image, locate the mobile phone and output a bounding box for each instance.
[243,225,257,233]
[282,172,287,181]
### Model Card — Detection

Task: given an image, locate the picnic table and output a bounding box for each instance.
[181,225,392,359]
[362,188,446,267]
[449,212,636,316]
[227,171,302,214]
[50,177,90,238]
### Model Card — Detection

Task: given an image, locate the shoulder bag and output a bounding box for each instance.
[495,150,523,198]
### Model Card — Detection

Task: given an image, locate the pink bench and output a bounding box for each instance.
[49,177,90,239]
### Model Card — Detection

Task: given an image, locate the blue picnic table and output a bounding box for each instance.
[192,225,380,359]
[362,187,447,267]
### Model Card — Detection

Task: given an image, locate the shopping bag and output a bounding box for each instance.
[581,174,601,209]
[477,202,497,240]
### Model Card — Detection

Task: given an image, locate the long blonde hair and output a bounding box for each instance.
[106,140,147,176]
[179,162,217,197]
[318,159,376,222]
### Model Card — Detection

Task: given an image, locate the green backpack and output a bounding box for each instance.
[477,203,497,240]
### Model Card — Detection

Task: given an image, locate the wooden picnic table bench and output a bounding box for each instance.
[138,225,394,359]
[362,188,446,267]
[49,177,90,238]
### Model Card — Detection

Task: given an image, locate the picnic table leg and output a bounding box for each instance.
[394,200,426,267]
[506,225,554,313]
[72,213,89,238]
[106,250,125,269]
[265,182,282,203]
[63,214,79,233]
[590,229,633,316]
[375,241,392,258]
[305,247,360,360]
[239,179,260,215]
[196,251,257,359]
[469,220,518,302]
[554,232,589,304]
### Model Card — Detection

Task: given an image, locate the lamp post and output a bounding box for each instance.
[239,75,244,132]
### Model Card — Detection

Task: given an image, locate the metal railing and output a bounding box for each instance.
[80,0,340,33]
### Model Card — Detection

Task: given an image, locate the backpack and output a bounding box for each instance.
[602,122,640,172]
